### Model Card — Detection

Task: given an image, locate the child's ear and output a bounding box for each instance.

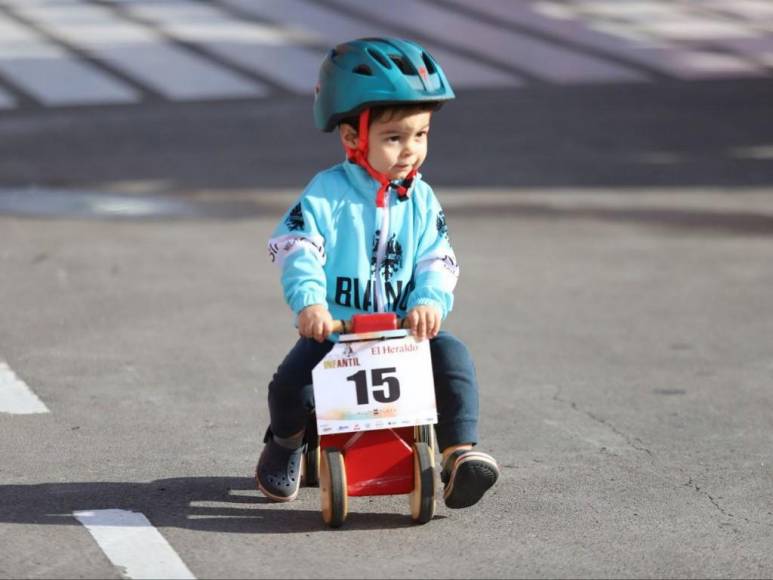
[339,124,359,150]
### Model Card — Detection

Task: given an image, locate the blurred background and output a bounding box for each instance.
[1,0,773,213]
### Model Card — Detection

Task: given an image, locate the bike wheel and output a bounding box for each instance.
[320,448,348,528]
[304,444,320,487]
[409,442,436,524]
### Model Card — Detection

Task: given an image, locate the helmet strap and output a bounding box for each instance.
[345,108,416,208]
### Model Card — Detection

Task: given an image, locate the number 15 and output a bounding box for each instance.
[347,367,401,405]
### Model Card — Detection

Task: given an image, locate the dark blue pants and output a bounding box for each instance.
[267,332,479,450]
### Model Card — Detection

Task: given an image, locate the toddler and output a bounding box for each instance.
[257,38,499,510]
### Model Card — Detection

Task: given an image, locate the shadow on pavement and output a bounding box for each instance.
[1,186,771,236]
[0,477,433,533]
[449,201,773,236]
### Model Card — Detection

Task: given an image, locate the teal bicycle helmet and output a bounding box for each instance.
[313,38,455,132]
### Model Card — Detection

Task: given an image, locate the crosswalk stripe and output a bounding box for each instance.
[220,0,523,88]
[9,1,268,101]
[707,0,773,20]
[330,0,645,84]
[667,49,766,79]
[714,36,773,68]
[0,0,770,112]
[442,0,676,79]
[122,0,325,95]
[530,1,769,80]
[0,12,139,106]
[74,510,196,580]
[0,361,49,414]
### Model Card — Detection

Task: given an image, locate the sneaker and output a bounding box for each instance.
[256,429,305,502]
[441,449,499,509]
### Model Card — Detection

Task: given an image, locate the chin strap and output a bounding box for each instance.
[344,109,417,208]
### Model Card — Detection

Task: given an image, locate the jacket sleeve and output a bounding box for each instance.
[407,189,460,319]
[267,178,328,315]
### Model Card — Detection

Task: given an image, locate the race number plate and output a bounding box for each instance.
[312,336,437,435]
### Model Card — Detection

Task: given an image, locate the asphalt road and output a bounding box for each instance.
[2,185,773,578]
[2,78,773,197]
[2,79,773,578]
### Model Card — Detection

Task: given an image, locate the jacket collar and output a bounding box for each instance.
[342,159,421,204]
[343,159,381,198]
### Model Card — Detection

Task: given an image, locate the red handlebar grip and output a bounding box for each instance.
[351,313,398,333]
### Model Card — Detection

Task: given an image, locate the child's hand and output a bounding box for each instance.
[405,305,442,341]
[298,305,335,342]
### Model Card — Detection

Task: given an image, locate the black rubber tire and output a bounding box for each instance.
[304,445,320,487]
[410,442,436,524]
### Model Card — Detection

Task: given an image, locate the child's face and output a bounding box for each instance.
[366,110,432,181]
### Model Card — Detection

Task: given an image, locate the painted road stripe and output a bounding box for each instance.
[444,0,676,76]
[11,1,267,101]
[222,0,523,88]
[0,361,49,414]
[124,0,324,94]
[74,509,195,580]
[0,13,138,106]
[332,0,644,84]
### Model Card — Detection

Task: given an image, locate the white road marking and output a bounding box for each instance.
[671,50,765,78]
[732,145,773,160]
[0,0,771,111]
[0,13,138,106]
[221,0,523,88]
[9,1,267,100]
[706,0,773,20]
[571,1,691,19]
[635,17,761,42]
[123,0,324,94]
[0,361,49,414]
[74,509,196,580]
[533,0,771,79]
[332,0,644,84]
[447,0,693,77]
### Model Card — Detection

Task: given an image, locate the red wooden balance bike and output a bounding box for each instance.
[304,312,437,528]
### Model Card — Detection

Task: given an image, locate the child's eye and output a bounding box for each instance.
[387,136,401,143]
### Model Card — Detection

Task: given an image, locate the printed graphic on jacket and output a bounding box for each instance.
[370,231,403,282]
[437,210,449,240]
[335,276,415,312]
[440,254,458,274]
[369,230,380,276]
[382,235,403,281]
[285,203,305,231]
[268,234,326,264]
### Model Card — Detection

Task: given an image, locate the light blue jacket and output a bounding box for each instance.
[268,160,459,322]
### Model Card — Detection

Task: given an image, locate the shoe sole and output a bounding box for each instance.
[443,453,499,509]
[256,478,300,502]
[255,457,304,503]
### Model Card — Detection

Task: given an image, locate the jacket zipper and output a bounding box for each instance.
[373,188,390,312]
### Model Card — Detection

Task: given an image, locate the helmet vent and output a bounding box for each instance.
[421,52,437,75]
[367,48,392,70]
[353,64,373,76]
[389,55,416,75]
